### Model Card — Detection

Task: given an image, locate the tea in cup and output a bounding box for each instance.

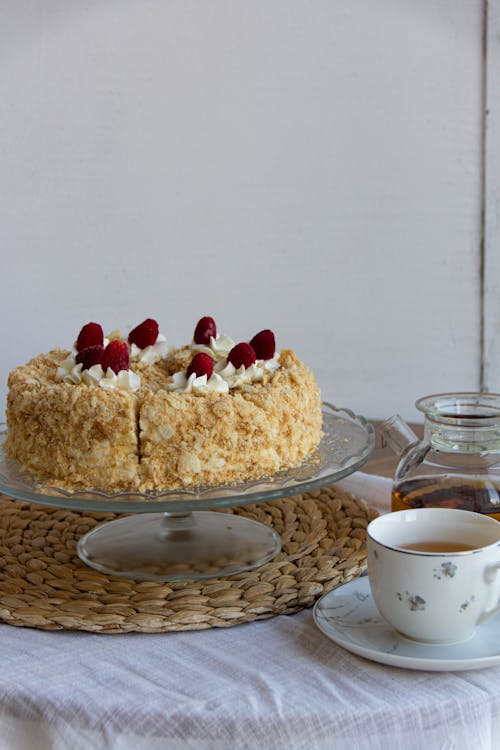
[367,508,500,644]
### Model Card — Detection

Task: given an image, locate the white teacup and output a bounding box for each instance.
[367,508,500,644]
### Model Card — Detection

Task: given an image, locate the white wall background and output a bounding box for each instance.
[1,0,496,421]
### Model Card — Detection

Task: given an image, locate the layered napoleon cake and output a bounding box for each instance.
[5,317,323,493]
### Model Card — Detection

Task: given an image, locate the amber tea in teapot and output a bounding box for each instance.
[392,476,500,519]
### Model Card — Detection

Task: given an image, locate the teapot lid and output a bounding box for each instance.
[416,392,500,425]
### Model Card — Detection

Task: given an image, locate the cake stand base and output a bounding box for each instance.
[77,511,282,582]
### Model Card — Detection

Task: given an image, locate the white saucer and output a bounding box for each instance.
[313,576,500,671]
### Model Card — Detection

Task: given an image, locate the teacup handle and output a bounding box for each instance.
[478,562,500,624]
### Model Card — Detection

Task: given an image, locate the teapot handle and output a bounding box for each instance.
[379,415,419,457]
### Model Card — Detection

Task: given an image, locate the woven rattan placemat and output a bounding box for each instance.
[0,486,377,633]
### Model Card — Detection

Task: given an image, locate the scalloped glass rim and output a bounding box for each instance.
[0,403,375,513]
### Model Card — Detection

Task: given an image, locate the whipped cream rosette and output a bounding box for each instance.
[56,358,141,392]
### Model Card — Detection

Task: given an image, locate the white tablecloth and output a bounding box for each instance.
[1,474,499,750]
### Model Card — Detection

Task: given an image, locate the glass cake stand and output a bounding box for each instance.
[0,403,374,582]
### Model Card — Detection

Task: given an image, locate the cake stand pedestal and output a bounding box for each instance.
[0,404,375,582]
[78,511,281,582]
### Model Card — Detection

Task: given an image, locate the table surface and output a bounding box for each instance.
[1,419,499,750]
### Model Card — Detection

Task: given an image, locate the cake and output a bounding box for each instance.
[5,317,323,493]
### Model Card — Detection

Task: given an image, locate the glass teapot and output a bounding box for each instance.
[380,392,500,520]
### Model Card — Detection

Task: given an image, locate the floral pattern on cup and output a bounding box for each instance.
[397,591,426,611]
[459,595,476,612]
[433,562,457,580]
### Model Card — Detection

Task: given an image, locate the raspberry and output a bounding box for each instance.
[101,340,130,375]
[75,345,104,371]
[249,329,276,360]
[76,322,104,352]
[128,318,159,349]
[193,316,217,346]
[187,353,214,379]
[228,342,256,370]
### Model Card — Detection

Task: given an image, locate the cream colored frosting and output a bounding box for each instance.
[167,371,229,394]
[56,356,141,392]
[130,333,172,364]
[191,334,235,361]
[168,353,280,393]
